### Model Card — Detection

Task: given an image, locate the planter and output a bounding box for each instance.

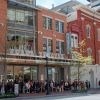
[0,93,16,99]
[71,90,88,93]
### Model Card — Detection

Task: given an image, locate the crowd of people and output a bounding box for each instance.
[0,79,91,94]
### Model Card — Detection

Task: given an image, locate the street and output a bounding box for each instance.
[1,94,100,100]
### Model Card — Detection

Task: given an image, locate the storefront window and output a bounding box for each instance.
[45,67,62,82]
[6,66,38,82]
[31,67,38,81]
[14,66,23,81]
[24,67,31,82]
[48,68,52,80]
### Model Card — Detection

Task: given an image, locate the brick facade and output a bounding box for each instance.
[67,9,100,64]
[37,7,67,55]
[0,0,7,53]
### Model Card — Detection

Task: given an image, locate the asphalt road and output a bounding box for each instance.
[1,94,100,100]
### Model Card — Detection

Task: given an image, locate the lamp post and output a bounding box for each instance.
[45,48,50,95]
[46,55,49,95]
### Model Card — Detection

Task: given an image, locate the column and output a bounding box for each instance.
[52,68,55,81]
[64,67,68,81]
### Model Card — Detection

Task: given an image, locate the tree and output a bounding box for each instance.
[71,39,93,82]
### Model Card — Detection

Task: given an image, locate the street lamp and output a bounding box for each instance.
[46,56,49,95]
[45,51,50,95]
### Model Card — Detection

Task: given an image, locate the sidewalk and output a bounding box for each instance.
[17,89,100,99]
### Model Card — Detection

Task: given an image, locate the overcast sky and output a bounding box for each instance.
[36,0,89,8]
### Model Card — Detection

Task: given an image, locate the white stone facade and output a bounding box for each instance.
[71,64,100,88]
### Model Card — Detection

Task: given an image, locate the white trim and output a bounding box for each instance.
[71,33,78,48]
[56,39,64,42]
[43,36,52,39]
[81,13,100,22]
[73,5,100,19]
[55,18,64,22]
[42,15,52,19]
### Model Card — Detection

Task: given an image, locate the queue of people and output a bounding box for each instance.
[0,79,91,94]
[17,79,91,93]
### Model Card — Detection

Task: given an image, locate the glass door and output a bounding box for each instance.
[24,67,31,82]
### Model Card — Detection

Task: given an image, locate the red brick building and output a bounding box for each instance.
[52,1,100,88]
[0,0,70,83]
[0,0,100,89]
[67,5,100,64]
[37,6,67,56]
[0,0,7,53]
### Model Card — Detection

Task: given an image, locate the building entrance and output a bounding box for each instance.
[45,67,64,82]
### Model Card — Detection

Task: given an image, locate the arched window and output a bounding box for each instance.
[71,34,78,48]
[86,24,91,38]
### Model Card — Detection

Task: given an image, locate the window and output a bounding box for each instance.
[55,20,64,33]
[31,67,38,81]
[71,34,78,48]
[7,30,34,52]
[8,9,15,23]
[45,67,61,81]
[16,0,36,5]
[43,38,47,52]
[56,41,64,54]
[7,8,34,26]
[48,39,53,52]
[97,28,100,41]
[16,10,25,24]
[43,38,52,53]
[86,24,91,38]
[43,16,52,30]
[48,68,52,80]
[56,41,59,53]
[61,42,64,53]
[87,48,92,56]
[24,11,33,26]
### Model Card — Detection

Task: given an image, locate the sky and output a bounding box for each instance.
[36,0,89,8]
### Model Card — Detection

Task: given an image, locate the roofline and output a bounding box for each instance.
[73,4,100,19]
[8,0,39,10]
[51,0,81,10]
[37,5,67,17]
